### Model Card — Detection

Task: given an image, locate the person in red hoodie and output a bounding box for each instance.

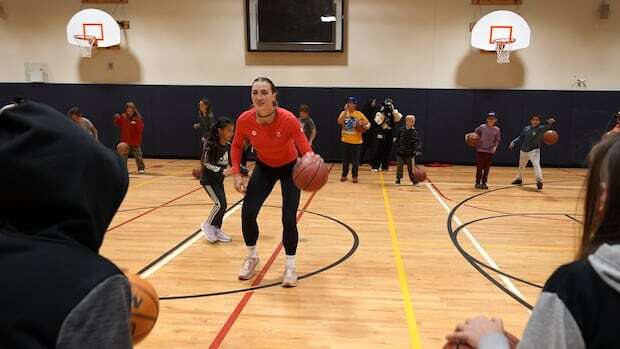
[113,101,145,173]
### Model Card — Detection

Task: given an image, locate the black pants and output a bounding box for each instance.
[396,155,415,182]
[360,130,375,164]
[476,152,494,184]
[203,181,227,228]
[342,142,361,178]
[242,160,300,255]
[372,129,393,170]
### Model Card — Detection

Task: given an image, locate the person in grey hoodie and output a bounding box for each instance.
[509,114,556,190]
[445,133,620,349]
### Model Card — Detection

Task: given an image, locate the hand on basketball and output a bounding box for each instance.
[445,316,505,348]
[234,174,247,194]
[193,123,200,129]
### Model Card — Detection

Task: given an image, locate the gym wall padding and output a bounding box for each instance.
[1,83,616,167]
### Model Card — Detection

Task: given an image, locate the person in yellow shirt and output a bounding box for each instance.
[338,97,370,183]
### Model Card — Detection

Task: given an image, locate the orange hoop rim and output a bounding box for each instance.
[492,37,517,48]
[73,34,98,47]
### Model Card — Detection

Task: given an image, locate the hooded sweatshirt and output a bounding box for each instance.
[0,101,132,348]
[480,243,620,349]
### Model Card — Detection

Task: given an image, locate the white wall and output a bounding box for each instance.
[1,0,619,89]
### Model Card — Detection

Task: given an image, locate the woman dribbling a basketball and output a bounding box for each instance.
[231,77,316,287]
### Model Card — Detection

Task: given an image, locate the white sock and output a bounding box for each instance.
[286,255,296,268]
[247,245,257,258]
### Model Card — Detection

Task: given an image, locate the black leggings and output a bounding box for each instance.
[242,160,301,255]
[372,129,393,170]
[203,181,227,228]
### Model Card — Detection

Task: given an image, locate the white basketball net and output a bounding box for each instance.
[74,35,97,58]
[494,38,516,64]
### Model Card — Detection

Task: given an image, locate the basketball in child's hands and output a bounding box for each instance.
[116,142,130,156]
[355,120,369,133]
[543,130,559,145]
[465,133,480,148]
[413,167,427,182]
[442,331,519,349]
[192,167,201,179]
[293,154,329,192]
[124,271,159,344]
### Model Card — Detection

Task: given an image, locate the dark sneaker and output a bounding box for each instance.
[395,179,401,185]
[475,183,481,189]
[537,181,543,191]
[481,183,488,190]
[511,179,523,185]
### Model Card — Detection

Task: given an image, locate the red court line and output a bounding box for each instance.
[209,165,330,349]
[107,186,202,232]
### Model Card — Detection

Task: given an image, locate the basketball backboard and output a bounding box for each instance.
[471,10,531,51]
[66,9,120,48]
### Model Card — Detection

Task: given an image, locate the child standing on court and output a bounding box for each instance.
[395,115,421,185]
[298,104,317,146]
[473,112,501,189]
[509,114,556,190]
[114,101,145,173]
[68,107,99,141]
[338,96,370,183]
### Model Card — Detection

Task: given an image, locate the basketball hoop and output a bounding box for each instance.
[493,38,516,64]
[73,34,98,58]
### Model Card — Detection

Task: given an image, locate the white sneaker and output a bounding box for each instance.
[201,222,218,243]
[215,228,232,242]
[282,264,298,287]
[239,256,260,280]
[138,169,145,174]
[371,168,379,172]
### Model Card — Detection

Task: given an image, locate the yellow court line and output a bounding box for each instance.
[379,171,423,349]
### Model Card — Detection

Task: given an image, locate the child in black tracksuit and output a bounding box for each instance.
[200,118,248,243]
[395,115,422,185]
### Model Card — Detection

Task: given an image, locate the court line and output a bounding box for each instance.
[209,164,333,349]
[107,186,203,232]
[425,182,530,310]
[379,171,423,349]
[139,202,243,278]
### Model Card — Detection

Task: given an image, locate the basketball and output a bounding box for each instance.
[543,130,559,145]
[355,119,369,133]
[192,167,201,179]
[413,167,427,182]
[125,272,159,344]
[465,133,480,147]
[116,142,130,156]
[293,154,329,192]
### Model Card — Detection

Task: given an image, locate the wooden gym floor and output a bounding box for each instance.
[101,158,586,348]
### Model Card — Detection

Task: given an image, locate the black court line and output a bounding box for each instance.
[158,207,359,301]
[136,197,245,275]
[565,214,584,224]
[445,180,582,310]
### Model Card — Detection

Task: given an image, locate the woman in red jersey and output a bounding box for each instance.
[231,77,316,287]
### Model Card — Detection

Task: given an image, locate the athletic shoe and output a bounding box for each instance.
[340,176,347,182]
[352,177,358,183]
[282,264,298,287]
[511,179,523,185]
[138,169,145,174]
[395,179,401,185]
[537,181,543,191]
[412,181,419,186]
[481,183,489,190]
[215,228,232,242]
[201,222,218,243]
[371,168,379,172]
[475,183,482,189]
[238,256,260,280]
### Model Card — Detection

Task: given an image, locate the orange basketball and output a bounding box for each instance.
[293,154,329,192]
[413,167,427,182]
[116,142,130,156]
[543,130,559,145]
[465,133,480,147]
[192,167,201,179]
[355,119,369,133]
[125,272,159,345]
